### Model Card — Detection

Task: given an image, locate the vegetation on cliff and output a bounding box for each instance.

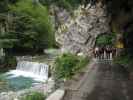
[96,33,116,46]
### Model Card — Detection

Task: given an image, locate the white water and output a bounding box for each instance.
[6,61,49,81]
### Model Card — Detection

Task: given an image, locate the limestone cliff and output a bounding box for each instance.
[55,3,110,56]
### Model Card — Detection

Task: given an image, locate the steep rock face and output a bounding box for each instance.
[55,3,110,56]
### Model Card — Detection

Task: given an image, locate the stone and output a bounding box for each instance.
[46,89,65,100]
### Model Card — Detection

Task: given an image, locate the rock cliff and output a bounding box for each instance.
[55,3,110,56]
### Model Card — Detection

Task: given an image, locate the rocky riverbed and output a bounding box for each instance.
[0,78,55,100]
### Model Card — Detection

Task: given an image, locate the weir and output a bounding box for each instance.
[7,61,49,81]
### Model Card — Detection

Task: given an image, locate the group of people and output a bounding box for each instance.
[93,46,116,60]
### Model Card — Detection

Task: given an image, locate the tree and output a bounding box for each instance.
[9,0,55,52]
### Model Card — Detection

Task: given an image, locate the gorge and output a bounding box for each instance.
[0,0,133,100]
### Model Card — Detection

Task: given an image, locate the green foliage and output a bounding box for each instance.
[4,55,17,69]
[40,0,82,11]
[114,54,133,66]
[96,33,116,46]
[113,54,133,71]
[8,0,55,50]
[54,53,89,80]
[0,0,9,13]
[21,92,46,100]
[0,39,18,48]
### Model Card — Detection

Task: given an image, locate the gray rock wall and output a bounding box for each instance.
[55,3,110,56]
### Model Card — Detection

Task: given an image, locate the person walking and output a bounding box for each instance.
[105,46,111,60]
[94,46,99,59]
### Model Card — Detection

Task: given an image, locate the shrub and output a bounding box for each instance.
[113,54,133,71]
[114,54,129,65]
[96,33,116,46]
[0,55,17,72]
[21,92,46,100]
[54,53,89,80]
[4,55,17,69]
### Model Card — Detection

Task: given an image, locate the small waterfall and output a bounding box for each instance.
[16,61,49,77]
[7,61,49,81]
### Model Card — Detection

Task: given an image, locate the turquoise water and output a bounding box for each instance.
[0,73,41,92]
